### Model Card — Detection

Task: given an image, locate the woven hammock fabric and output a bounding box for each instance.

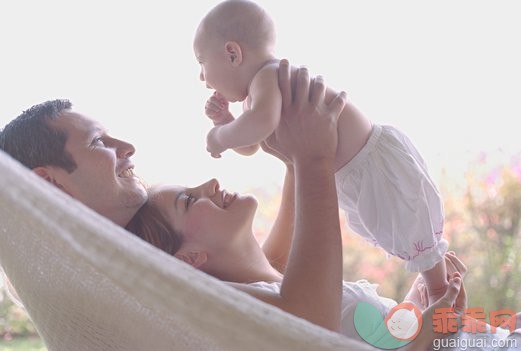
[0,150,373,351]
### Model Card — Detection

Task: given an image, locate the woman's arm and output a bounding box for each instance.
[261,165,294,273]
[286,151,343,331]
[233,60,347,332]
[402,273,466,351]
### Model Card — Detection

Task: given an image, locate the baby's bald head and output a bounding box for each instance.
[196,0,275,52]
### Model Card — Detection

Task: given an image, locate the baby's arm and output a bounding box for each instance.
[206,66,282,157]
[204,92,259,156]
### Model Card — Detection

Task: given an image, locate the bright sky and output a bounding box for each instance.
[1,0,520,195]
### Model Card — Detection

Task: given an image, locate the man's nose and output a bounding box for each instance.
[114,139,135,158]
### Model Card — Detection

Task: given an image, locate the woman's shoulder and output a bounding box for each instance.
[247,280,281,293]
[226,280,282,296]
[245,279,396,304]
[341,280,397,313]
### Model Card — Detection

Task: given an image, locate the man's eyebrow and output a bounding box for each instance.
[94,126,108,134]
[87,126,106,139]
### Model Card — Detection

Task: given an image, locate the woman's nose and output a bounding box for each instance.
[197,178,219,197]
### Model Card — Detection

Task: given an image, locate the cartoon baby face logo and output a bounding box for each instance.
[384,302,423,341]
[354,301,423,349]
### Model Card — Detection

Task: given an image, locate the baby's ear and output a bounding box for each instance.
[225,41,242,66]
[175,250,208,268]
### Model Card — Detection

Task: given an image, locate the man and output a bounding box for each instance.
[0,99,147,226]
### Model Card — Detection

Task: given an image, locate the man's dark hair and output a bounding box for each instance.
[0,99,77,172]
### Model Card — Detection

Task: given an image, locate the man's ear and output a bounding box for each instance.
[175,250,208,268]
[32,166,65,190]
[225,41,243,66]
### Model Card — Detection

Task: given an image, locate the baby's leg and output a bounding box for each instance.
[403,274,428,310]
[422,259,450,306]
[405,252,467,310]
[334,100,372,171]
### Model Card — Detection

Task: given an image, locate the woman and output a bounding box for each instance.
[127,61,517,350]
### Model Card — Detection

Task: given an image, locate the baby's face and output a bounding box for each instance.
[193,28,248,102]
[194,32,224,88]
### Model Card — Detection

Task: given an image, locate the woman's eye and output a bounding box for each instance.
[185,193,195,209]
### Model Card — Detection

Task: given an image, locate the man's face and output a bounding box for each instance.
[43,111,147,226]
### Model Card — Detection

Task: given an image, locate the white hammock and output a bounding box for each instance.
[0,150,374,351]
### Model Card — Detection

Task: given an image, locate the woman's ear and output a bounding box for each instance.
[175,250,208,268]
[225,41,243,66]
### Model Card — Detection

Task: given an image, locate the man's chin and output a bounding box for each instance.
[117,173,143,187]
[119,178,147,201]
[127,187,148,208]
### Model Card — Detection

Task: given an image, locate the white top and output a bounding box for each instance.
[250,279,396,342]
[249,280,521,350]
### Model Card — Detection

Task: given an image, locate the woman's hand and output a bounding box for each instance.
[404,251,467,311]
[260,140,292,166]
[264,59,347,164]
[405,272,466,350]
[445,251,467,278]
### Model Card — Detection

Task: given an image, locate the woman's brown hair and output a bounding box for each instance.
[126,202,183,256]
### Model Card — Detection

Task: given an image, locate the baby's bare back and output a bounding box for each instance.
[279,63,372,171]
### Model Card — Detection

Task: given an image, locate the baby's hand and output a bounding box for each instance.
[205,92,234,125]
[206,126,226,158]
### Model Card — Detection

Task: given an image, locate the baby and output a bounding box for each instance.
[194,0,448,305]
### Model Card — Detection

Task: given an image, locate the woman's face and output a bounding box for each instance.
[148,179,258,255]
